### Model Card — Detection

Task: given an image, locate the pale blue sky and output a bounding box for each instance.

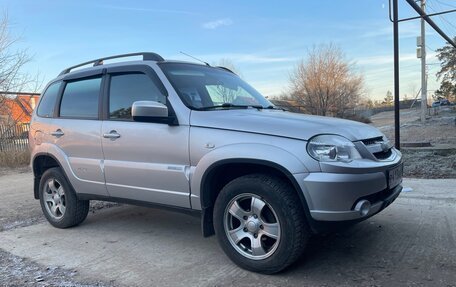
[1,0,456,100]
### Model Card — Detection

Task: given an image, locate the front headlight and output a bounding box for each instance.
[307,135,362,162]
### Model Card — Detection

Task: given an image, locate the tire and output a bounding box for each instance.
[39,167,89,228]
[213,173,309,274]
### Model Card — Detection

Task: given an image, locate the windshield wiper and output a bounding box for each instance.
[265,105,286,111]
[197,103,264,110]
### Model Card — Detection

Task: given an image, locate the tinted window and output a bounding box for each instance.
[109,73,166,119]
[37,82,61,117]
[60,77,101,119]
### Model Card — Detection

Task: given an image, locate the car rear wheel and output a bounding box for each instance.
[39,167,89,228]
[213,173,309,274]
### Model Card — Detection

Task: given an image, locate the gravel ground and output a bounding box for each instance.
[370,106,456,179]
[0,249,116,287]
[0,176,455,287]
[371,106,456,146]
[0,171,121,286]
[0,171,120,232]
[402,149,456,178]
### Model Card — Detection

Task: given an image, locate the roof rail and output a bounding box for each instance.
[58,52,164,76]
[215,66,236,74]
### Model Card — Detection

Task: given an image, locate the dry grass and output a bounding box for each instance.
[0,150,30,168]
[343,114,372,124]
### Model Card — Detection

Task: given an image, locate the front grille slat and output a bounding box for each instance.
[361,136,394,161]
[373,149,392,160]
[361,136,383,146]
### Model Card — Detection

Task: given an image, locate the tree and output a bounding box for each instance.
[366,99,374,109]
[211,58,243,103]
[288,44,364,117]
[435,37,456,102]
[0,15,32,96]
[0,13,36,150]
[435,80,455,101]
[383,90,393,106]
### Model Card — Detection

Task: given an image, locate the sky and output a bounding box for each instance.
[1,0,456,101]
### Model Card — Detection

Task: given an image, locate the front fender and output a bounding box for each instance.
[190,143,308,210]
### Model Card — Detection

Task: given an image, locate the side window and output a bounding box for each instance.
[109,73,166,120]
[60,77,101,119]
[37,82,61,117]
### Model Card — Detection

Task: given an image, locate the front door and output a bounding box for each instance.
[101,67,191,208]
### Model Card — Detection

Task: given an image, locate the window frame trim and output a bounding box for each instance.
[35,80,62,118]
[103,64,173,123]
[56,72,105,120]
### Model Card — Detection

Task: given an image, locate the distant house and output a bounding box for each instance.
[0,93,40,125]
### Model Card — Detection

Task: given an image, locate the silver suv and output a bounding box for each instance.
[29,52,403,274]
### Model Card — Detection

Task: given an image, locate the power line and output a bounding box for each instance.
[425,43,436,51]
[389,0,456,148]
[434,1,456,31]
[433,0,456,9]
[428,1,456,33]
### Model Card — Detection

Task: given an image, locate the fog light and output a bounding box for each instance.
[354,200,371,216]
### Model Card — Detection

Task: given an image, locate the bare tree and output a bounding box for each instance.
[288,44,363,117]
[0,15,33,94]
[0,13,36,151]
[210,58,243,103]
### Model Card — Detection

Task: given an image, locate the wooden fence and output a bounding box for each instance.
[0,123,30,152]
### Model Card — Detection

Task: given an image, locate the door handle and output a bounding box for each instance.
[51,129,64,137]
[103,130,121,139]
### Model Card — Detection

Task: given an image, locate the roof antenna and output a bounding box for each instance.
[179,51,210,66]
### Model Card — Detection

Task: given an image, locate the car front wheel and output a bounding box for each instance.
[213,174,309,274]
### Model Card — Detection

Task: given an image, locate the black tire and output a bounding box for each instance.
[213,173,309,274]
[39,167,89,228]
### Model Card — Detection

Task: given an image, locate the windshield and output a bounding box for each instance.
[159,63,272,110]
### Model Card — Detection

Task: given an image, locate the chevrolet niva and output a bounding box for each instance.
[29,52,403,273]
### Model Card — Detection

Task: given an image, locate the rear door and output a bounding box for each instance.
[50,72,108,197]
[101,65,191,208]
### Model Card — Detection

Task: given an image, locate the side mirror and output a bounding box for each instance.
[132,101,169,122]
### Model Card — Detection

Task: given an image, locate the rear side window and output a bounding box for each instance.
[60,77,101,119]
[37,82,61,117]
[109,73,166,120]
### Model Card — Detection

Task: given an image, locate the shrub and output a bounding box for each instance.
[0,150,30,167]
[343,114,372,124]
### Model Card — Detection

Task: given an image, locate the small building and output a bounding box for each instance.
[0,93,40,125]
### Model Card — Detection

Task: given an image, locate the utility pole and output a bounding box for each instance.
[393,0,400,149]
[420,0,427,122]
[391,0,456,148]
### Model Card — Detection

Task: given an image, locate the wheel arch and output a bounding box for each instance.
[199,158,312,237]
[32,153,63,199]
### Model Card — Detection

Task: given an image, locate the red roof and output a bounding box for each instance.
[0,94,40,124]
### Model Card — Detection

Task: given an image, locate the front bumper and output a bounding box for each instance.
[296,160,403,223]
[309,183,402,221]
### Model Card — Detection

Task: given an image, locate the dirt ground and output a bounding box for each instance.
[0,249,115,287]
[371,106,456,145]
[0,171,119,287]
[370,106,456,178]
[0,172,455,287]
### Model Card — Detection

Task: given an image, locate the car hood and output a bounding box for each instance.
[190,109,383,141]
